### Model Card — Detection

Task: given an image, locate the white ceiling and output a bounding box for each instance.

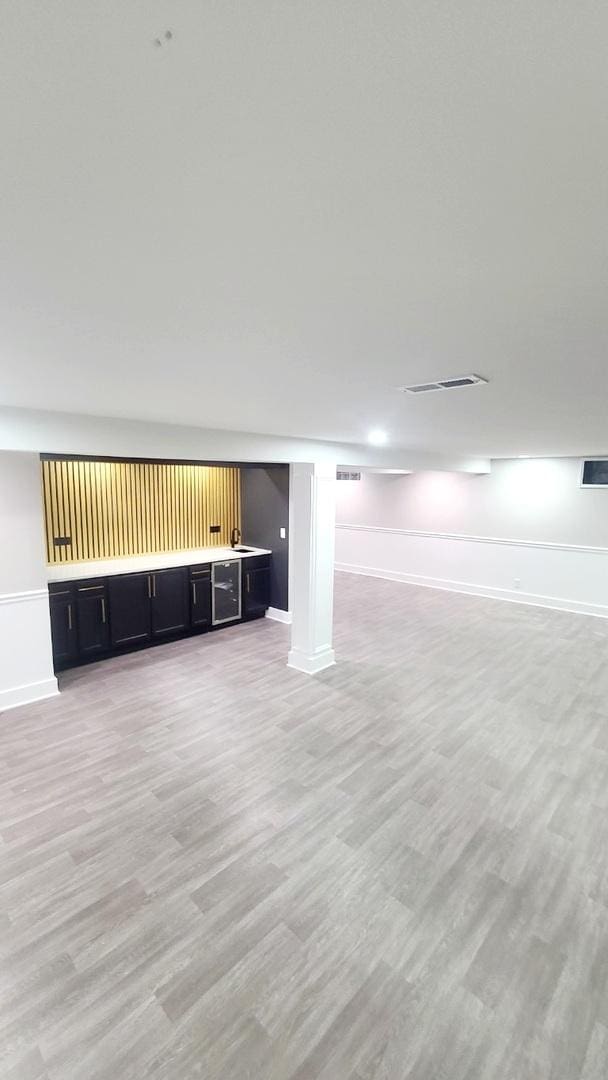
[1,2,607,458]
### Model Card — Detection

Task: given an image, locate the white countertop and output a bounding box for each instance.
[47,545,271,582]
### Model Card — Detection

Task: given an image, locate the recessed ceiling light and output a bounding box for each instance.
[368,429,388,446]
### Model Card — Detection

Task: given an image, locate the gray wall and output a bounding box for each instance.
[241,466,289,611]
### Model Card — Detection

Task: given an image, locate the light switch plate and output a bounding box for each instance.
[280,527,286,539]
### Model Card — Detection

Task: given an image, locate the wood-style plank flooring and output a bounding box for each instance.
[2,573,608,1079]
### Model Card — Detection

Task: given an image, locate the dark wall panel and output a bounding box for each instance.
[241,466,289,611]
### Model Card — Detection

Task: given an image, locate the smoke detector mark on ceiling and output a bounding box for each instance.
[400,374,488,394]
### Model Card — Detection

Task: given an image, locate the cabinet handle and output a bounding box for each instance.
[152,574,156,598]
[148,575,152,599]
[67,603,73,631]
[191,581,197,605]
[100,597,106,624]
[246,573,250,593]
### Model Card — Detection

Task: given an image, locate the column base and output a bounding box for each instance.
[287,647,336,676]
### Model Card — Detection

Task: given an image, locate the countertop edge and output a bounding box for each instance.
[47,547,272,583]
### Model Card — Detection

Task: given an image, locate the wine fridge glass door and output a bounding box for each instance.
[211,560,242,625]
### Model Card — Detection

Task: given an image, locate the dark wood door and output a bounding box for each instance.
[190,568,211,628]
[150,568,189,637]
[76,584,110,656]
[49,591,79,665]
[108,573,151,648]
[243,566,271,618]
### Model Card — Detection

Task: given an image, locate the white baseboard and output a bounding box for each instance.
[287,646,336,675]
[0,676,59,714]
[266,607,292,624]
[335,562,608,620]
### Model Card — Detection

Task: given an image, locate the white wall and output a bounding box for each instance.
[0,452,58,711]
[336,458,608,617]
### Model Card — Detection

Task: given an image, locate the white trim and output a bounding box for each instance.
[287,646,336,675]
[335,563,608,620]
[336,523,608,557]
[265,607,292,624]
[0,677,59,713]
[0,587,49,606]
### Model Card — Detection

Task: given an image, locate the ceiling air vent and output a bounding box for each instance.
[337,470,361,481]
[401,374,488,394]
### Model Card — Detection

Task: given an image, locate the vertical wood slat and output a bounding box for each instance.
[42,459,241,565]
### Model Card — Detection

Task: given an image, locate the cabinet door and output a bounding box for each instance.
[49,591,79,665]
[243,566,271,618]
[108,573,151,648]
[150,568,189,637]
[76,583,110,656]
[190,568,211,628]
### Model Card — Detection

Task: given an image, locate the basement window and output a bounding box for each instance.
[581,460,608,487]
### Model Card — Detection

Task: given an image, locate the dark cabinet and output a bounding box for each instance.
[108,573,151,648]
[75,581,110,657]
[189,565,211,628]
[48,551,272,670]
[49,585,79,665]
[109,569,188,647]
[150,568,189,637]
[242,556,271,619]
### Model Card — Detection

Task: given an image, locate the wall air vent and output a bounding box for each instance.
[337,470,361,481]
[400,374,488,394]
[581,460,608,488]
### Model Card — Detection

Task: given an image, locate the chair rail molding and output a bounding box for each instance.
[0,588,50,606]
[335,522,608,556]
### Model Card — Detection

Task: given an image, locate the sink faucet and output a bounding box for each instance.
[230,527,241,548]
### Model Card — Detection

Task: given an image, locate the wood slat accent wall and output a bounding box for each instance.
[41,458,241,565]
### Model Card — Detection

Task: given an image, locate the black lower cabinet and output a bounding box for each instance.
[190,566,211,628]
[108,572,151,648]
[242,556,271,619]
[49,553,271,670]
[150,568,189,637]
[76,582,110,657]
[49,586,79,665]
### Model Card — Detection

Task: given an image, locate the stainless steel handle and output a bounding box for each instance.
[77,585,104,592]
[191,581,197,605]
[67,603,73,631]
[100,597,106,624]
[246,573,250,593]
[152,574,156,598]
[148,575,152,599]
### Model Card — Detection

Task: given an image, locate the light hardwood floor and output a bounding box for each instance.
[2,573,608,1079]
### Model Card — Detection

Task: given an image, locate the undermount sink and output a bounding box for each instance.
[232,546,256,553]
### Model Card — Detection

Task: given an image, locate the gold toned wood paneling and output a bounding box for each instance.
[41,459,241,565]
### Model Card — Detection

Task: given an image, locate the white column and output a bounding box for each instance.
[287,461,336,675]
[0,452,58,712]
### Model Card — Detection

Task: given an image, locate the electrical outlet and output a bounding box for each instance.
[280,527,286,540]
[513,578,521,589]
